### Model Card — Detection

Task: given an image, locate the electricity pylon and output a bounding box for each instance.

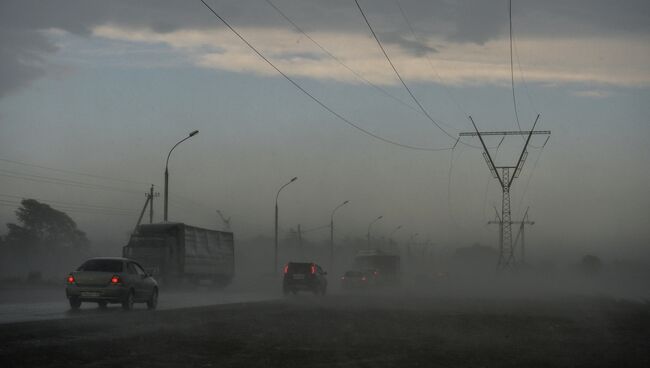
[488,206,535,266]
[461,115,549,270]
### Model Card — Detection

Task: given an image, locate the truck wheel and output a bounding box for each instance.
[69,297,81,310]
[122,290,134,311]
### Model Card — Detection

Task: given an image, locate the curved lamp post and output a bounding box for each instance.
[366,215,383,248]
[274,176,297,273]
[329,200,349,272]
[407,233,419,259]
[389,225,403,249]
[164,130,199,222]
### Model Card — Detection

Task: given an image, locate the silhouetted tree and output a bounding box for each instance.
[5,199,90,252]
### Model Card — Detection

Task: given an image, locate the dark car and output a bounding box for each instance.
[282,262,327,295]
[340,270,373,289]
[66,257,158,310]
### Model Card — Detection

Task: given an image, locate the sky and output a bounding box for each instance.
[0,0,649,263]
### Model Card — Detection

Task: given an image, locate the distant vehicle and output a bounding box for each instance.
[123,223,234,287]
[340,270,373,289]
[353,250,401,286]
[66,257,158,310]
[283,262,328,295]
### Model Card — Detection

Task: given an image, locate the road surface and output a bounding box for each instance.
[0,294,648,367]
[0,284,279,324]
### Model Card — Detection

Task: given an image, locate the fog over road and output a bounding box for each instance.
[0,285,279,324]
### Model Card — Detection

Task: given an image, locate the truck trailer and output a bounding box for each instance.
[123,223,234,287]
[353,249,401,285]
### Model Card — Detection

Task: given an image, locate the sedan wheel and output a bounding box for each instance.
[69,297,81,310]
[147,288,158,310]
[122,290,134,311]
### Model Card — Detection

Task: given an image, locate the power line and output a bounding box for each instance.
[353,0,464,144]
[393,0,470,120]
[507,1,543,149]
[0,157,152,186]
[0,193,137,212]
[0,199,134,217]
[516,136,549,215]
[509,0,523,133]
[302,224,331,233]
[446,144,463,230]
[513,27,538,117]
[481,137,504,222]
[264,0,422,115]
[199,0,452,152]
[0,169,143,195]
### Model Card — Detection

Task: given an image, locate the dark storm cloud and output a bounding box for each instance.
[0,30,57,98]
[1,0,648,97]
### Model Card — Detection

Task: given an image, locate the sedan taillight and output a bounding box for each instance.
[110,275,121,284]
[67,275,75,284]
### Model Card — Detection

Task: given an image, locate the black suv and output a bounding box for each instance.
[282,262,328,295]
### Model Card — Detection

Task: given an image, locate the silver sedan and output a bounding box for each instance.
[65,257,158,310]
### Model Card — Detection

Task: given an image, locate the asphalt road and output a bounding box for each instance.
[0,285,279,324]
[0,293,648,368]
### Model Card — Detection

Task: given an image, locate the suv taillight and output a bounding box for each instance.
[283,265,289,274]
[110,275,121,284]
[67,275,75,284]
[311,264,316,275]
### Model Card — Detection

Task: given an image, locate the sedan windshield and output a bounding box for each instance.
[77,259,123,272]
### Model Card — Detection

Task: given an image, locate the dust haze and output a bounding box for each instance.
[1,0,649,366]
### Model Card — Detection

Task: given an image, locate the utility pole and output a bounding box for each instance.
[297,224,302,250]
[461,115,549,270]
[216,210,231,231]
[135,185,158,233]
[148,185,159,224]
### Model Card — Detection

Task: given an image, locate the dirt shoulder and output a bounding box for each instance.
[1,295,648,367]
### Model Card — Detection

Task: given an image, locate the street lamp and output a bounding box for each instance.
[164,130,199,222]
[330,200,349,272]
[390,225,403,238]
[389,225,403,250]
[366,215,383,248]
[274,176,298,274]
[407,233,418,259]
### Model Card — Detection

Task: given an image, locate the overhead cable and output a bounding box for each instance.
[264,0,421,115]
[0,157,152,186]
[354,0,465,143]
[199,0,452,152]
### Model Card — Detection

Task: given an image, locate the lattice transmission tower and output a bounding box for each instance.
[460,115,549,270]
